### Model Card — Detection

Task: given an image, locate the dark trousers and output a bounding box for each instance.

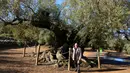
[74,59,80,72]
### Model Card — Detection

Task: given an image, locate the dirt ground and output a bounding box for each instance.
[0,46,130,73]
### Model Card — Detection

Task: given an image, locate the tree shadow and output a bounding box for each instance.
[0,56,18,61]
[0,56,32,67]
[0,69,23,73]
[81,68,126,72]
[0,45,23,51]
[0,52,22,55]
[0,59,32,68]
[0,59,21,64]
[0,42,35,51]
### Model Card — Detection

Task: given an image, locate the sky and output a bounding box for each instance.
[56,0,64,4]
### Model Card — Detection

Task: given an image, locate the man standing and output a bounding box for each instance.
[72,43,82,72]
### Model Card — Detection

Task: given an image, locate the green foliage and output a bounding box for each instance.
[38,29,56,45]
[0,25,13,37]
[38,0,56,10]
[0,23,4,34]
[107,38,126,52]
[0,0,10,15]
[114,39,124,52]
[24,24,40,41]
[0,23,56,45]
[11,24,27,42]
[0,0,67,47]
[123,43,130,54]
[107,39,117,49]
[64,0,130,48]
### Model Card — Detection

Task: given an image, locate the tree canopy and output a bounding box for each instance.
[63,0,130,48]
[0,0,130,49]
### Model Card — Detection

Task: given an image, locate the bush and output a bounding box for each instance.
[107,39,125,52]
[114,39,124,52]
[123,43,130,54]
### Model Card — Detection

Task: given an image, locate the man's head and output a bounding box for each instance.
[74,43,78,48]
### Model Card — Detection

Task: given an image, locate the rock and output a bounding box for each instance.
[52,63,59,68]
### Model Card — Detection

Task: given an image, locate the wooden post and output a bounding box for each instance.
[34,45,37,53]
[23,41,26,57]
[68,48,71,71]
[35,44,40,65]
[97,49,101,69]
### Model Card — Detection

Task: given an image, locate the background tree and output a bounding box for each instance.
[64,0,130,49]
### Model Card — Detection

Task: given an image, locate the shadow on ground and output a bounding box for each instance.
[80,68,126,72]
[0,52,22,55]
[0,69,23,73]
[0,45,23,51]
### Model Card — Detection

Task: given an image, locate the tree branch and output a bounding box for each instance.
[124,32,130,41]
[0,17,6,23]
[0,17,30,25]
[0,17,13,25]
[25,5,36,14]
[117,30,130,41]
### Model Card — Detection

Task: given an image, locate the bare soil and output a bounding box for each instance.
[0,46,130,73]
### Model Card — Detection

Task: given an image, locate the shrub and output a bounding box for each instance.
[123,43,130,54]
